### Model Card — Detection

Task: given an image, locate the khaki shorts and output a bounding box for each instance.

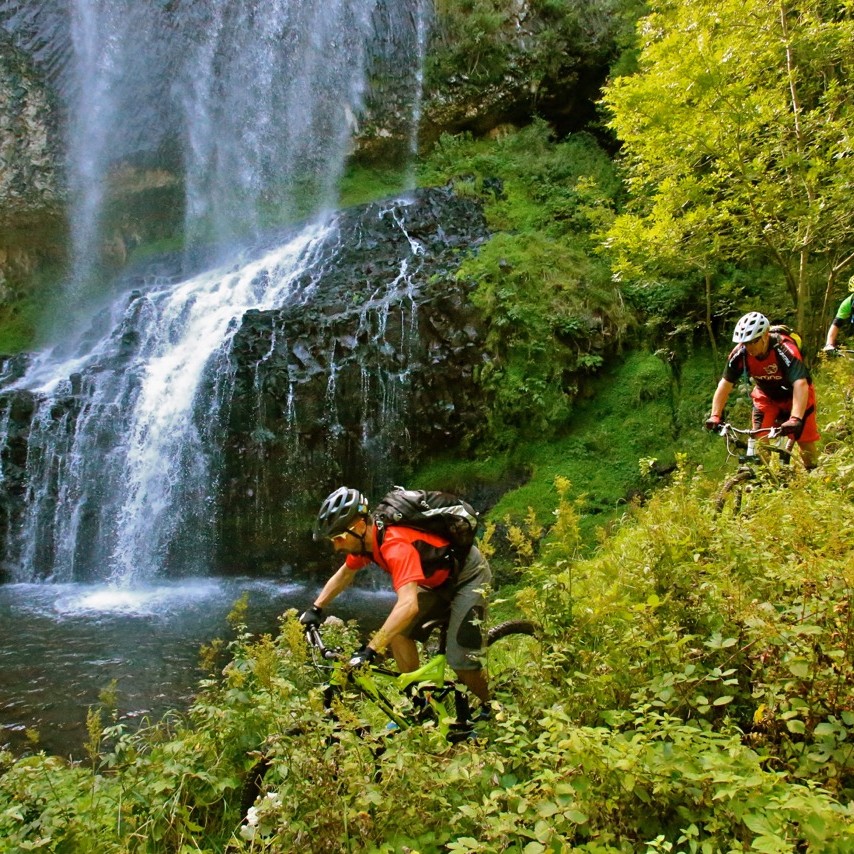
[401,545,492,671]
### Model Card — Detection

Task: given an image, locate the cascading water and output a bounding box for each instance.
[0,182,491,586]
[2,225,334,584]
[177,0,380,247]
[0,0,433,584]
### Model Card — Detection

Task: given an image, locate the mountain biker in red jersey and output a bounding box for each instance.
[299,487,491,703]
[704,311,819,469]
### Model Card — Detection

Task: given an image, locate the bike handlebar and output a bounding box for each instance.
[714,422,783,440]
[304,624,342,661]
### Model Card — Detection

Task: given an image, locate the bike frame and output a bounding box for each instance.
[305,624,469,739]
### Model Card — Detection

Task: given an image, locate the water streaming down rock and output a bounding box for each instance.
[0,188,491,583]
[0,1,492,585]
[0,223,333,583]
[213,189,491,575]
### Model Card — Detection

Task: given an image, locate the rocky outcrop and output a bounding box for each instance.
[0,188,493,580]
[0,36,61,221]
[219,188,492,573]
[0,35,64,305]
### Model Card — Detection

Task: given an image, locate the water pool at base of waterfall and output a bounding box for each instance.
[0,577,394,758]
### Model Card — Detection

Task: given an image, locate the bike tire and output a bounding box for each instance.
[714,468,753,515]
[239,724,305,817]
[487,619,538,644]
[240,755,271,815]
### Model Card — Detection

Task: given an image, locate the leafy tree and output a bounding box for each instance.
[602,0,854,349]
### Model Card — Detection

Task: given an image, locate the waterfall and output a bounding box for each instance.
[177,0,378,247]
[1,224,334,584]
[1,0,421,298]
[0,0,432,584]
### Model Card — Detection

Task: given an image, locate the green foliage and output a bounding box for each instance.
[0,257,65,355]
[2,365,854,851]
[420,121,624,237]
[427,0,630,92]
[602,0,854,348]
[337,164,410,209]
[0,297,43,354]
[429,0,508,84]
[467,231,607,444]
[421,122,632,449]
[414,346,725,571]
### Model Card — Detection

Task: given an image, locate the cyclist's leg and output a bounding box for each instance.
[796,390,820,469]
[751,394,780,430]
[392,588,445,671]
[798,441,819,469]
[389,635,420,672]
[446,547,492,703]
[456,665,488,703]
[751,393,782,459]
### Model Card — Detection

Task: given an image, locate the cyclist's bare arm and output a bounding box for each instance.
[370,581,419,656]
[825,323,839,349]
[313,564,357,610]
[790,377,809,420]
[710,378,734,419]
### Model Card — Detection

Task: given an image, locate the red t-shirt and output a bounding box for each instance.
[722,334,811,402]
[344,524,453,590]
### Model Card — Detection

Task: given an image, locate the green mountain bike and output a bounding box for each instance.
[240,615,539,813]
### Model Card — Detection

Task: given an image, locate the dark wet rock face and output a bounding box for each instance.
[220,188,491,573]
[0,188,491,580]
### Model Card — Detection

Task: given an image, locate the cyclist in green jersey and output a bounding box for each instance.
[823,276,854,353]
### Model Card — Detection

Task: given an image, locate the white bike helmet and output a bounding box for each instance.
[732,312,770,344]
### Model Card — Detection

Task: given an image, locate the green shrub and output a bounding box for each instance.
[421,123,632,450]
[1,361,853,853]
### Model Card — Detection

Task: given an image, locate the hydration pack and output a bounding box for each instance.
[374,487,479,573]
[769,324,803,351]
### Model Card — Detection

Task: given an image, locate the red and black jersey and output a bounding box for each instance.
[344,524,453,591]
[722,333,811,402]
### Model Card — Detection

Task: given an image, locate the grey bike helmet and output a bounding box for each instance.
[732,311,770,344]
[313,487,369,540]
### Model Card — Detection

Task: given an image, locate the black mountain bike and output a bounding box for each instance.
[712,422,796,514]
[241,615,539,812]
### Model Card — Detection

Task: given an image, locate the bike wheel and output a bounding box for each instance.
[484,620,541,698]
[714,468,753,515]
[239,724,306,815]
[240,755,272,815]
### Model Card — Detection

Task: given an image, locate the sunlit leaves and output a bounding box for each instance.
[603,0,854,340]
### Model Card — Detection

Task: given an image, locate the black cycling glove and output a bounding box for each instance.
[299,604,323,627]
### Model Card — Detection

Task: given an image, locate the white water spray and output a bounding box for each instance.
[5,222,333,584]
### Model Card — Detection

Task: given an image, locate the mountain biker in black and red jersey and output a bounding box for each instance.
[299,487,492,704]
[822,276,854,354]
[704,311,819,469]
